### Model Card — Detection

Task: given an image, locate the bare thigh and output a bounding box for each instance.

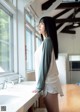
[44,92,59,112]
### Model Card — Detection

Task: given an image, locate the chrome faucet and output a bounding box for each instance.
[2,80,7,89]
[2,80,14,89]
[18,75,24,83]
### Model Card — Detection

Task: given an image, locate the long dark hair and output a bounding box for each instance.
[39,16,58,59]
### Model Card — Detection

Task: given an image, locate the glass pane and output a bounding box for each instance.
[9,0,13,3]
[36,37,41,49]
[62,0,79,2]
[0,9,13,73]
[26,13,34,27]
[26,28,34,71]
[26,14,31,23]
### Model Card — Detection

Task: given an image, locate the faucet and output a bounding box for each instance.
[2,80,7,89]
[18,75,24,83]
[2,80,14,89]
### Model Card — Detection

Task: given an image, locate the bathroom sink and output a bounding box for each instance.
[0,95,21,105]
[0,82,39,112]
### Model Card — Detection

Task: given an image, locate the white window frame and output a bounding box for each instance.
[0,4,14,73]
[0,1,18,76]
[26,27,34,71]
[35,34,42,49]
[25,9,36,72]
[25,8,42,73]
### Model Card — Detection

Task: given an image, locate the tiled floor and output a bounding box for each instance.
[35,108,47,112]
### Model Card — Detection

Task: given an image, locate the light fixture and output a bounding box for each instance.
[72,8,79,27]
[73,23,79,27]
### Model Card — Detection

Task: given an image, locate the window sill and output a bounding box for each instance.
[0,73,19,77]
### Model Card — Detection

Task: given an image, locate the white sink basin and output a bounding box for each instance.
[0,95,21,105]
[0,82,39,112]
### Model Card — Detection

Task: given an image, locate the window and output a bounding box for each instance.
[26,12,34,27]
[69,55,80,71]
[0,5,13,73]
[25,9,35,72]
[62,0,80,2]
[9,0,13,3]
[25,9,40,72]
[36,36,41,49]
[26,28,34,71]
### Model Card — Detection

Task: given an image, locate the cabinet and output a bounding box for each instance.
[70,71,80,83]
[69,55,80,83]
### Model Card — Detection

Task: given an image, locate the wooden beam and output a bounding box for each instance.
[56,18,80,23]
[57,23,69,34]
[56,23,64,30]
[42,0,56,10]
[56,8,80,34]
[55,9,74,30]
[56,2,80,9]
[54,9,71,19]
[61,23,80,34]
[61,28,76,34]
[40,0,62,17]
[55,8,80,23]
[64,23,80,29]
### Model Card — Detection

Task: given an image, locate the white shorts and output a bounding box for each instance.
[43,77,64,97]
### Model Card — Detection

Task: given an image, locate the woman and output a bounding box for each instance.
[34,16,63,112]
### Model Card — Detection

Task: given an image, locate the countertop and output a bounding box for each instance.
[0,81,39,112]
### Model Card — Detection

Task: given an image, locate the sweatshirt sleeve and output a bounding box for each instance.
[36,38,53,92]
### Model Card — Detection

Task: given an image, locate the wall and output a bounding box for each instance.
[56,53,70,84]
[58,27,80,54]
[58,27,80,84]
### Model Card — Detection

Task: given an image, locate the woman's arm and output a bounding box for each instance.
[36,38,53,92]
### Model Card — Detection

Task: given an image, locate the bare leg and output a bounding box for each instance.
[44,93,59,112]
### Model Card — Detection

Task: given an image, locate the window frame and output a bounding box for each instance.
[35,34,42,49]
[25,27,34,71]
[25,9,36,72]
[0,4,14,74]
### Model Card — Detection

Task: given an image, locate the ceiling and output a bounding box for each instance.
[29,0,80,34]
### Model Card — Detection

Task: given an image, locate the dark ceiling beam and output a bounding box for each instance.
[56,23,64,30]
[61,23,80,34]
[42,0,56,10]
[61,29,76,34]
[64,23,80,29]
[56,2,80,9]
[54,9,71,19]
[55,8,80,29]
[55,10,72,30]
[55,8,80,23]
[55,9,75,31]
[59,21,80,34]
[54,7,80,20]
[56,13,75,31]
[56,18,80,23]
[55,8,80,34]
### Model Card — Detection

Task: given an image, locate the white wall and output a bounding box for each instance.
[58,27,80,84]
[58,27,80,54]
[56,53,70,84]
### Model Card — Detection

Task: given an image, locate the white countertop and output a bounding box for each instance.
[0,81,39,112]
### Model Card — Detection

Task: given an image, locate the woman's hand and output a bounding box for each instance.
[32,89,39,93]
